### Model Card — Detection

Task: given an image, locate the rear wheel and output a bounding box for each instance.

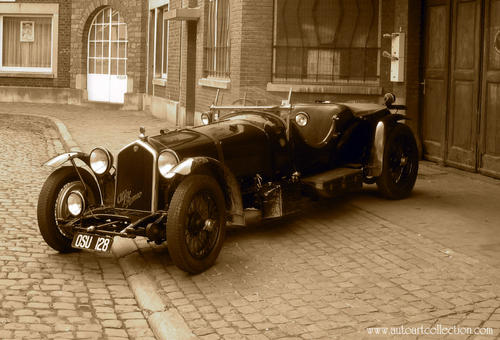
[376,124,419,199]
[167,175,226,274]
[37,166,98,252]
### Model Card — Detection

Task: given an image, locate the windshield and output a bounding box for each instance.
[216,87,287,107]
[205,87,290,124]
[224,112,277,124]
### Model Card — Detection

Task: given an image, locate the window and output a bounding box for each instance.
[205,0,230,78]
[0,15,53,73]
[153,4,169,79]
[273,0,380,85]
[88,8,127,76]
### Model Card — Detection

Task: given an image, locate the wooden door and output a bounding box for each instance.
[422,0,451,163]
[479,0,500,178]
[446,0,482,171]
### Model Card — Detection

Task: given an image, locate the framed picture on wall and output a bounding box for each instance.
[20,21,35,42]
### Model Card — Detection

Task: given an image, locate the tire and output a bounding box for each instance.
[167,175,226,274]
[37,166,98,252]
[376,124,419,199]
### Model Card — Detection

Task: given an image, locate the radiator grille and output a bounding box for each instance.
[115,143,154,211]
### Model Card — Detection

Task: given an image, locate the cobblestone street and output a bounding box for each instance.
[1,106,500,339]
[0,116,155,339]
[138,196,500,339]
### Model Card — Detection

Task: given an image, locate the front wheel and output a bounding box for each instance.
[376,124,419,199]
[37,166,98,252]
[166,175,226,274]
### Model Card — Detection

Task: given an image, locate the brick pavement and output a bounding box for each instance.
[2,103,500,339]
[0,115,156,339]
[136,201,500,339]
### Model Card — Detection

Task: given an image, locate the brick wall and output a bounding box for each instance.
[194,0,244,113]
[0,0,423,123]
[149,0,247,116]
[149,0,186,102]
[398,0,423,143]
[0,0,71,88]
[148,0,424,130]
[238,0,273,100]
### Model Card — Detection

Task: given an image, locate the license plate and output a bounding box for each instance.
[71,233,113,253]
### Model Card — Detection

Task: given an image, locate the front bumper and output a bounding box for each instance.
[60,206,167,241]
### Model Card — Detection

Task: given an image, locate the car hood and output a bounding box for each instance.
[148,118,268,161]
[148,128,219,160]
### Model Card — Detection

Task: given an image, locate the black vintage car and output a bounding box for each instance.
[37,91,418,274]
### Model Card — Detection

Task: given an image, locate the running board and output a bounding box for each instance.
[302,168,363,197]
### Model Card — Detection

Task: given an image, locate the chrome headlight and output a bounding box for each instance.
[201,113,211,125]
[295,112,309,127]
[158,150,179,178]
[89,147,113,175]
[67,191,85,216]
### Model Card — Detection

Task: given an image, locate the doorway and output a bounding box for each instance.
[421,0,500,178]
[87,7,128,103]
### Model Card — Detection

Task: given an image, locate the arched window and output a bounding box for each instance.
[88,7,127,77]
[205,0,230,78]
[87,7,128,103]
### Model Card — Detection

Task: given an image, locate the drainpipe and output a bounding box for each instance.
[178,0,184,126]
[146,8,150,97]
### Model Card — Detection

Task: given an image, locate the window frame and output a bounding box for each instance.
[87,7,128,76]
[205,0,230,79]
[271,0,382,86]
[153,3,169,80]
[0,3,58,77]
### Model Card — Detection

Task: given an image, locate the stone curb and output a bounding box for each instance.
[3,112,195,340]
[0,112,82,153]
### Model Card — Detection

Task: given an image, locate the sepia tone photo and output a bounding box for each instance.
[0,0,499,339]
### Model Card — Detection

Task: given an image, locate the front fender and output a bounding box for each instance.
[367,114,409,177]
[166,157,244,225]
[43,152,90,168]
[43,152,106,205]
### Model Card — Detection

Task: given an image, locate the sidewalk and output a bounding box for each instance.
[4,102,500,339]
[0,102,169,155]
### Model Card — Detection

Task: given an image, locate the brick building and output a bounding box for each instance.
[146,0,423,153]
[147,0,411,123]
[0,0,498,178]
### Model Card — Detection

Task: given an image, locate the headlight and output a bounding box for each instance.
[295,112,309,127]
[67,191,85,216]
[158,150,179,178]
[89,147,113,175]
[201,113,211,125]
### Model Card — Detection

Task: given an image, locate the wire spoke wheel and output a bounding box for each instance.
[167,175,226,274]
[387,134,417,186]
[377,124,419,200]
[184,190,220,259]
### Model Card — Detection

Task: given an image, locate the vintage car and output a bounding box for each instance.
[37,91,418,274]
